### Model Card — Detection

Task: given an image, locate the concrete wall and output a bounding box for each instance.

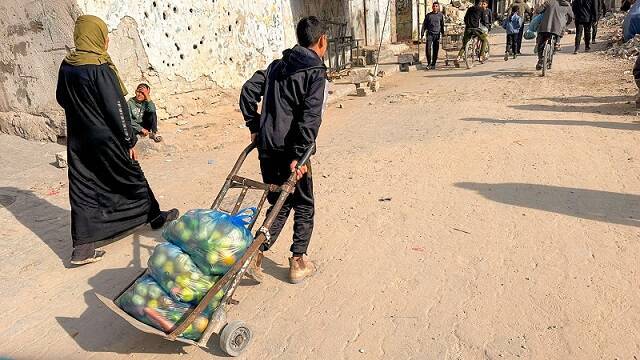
[0,0,398,141]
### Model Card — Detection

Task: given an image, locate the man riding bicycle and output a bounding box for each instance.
[456,0,491,65]
[535,0,573,70]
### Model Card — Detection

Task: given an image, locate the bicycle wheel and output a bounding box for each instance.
[465,38,476,69]
[541,41,550,76]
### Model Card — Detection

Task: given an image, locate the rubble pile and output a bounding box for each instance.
[443,0,473,25]
[603,11,625,28]
[606,34,640,59]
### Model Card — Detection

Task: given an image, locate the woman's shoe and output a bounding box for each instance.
[150,208,180,230]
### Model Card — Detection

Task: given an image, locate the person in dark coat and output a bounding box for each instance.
[591,0,608,43]
[572,0,598,52]
[536,0,574,69]
[420,2,445,69]
[240,17,328,284]
[56,15,178,265]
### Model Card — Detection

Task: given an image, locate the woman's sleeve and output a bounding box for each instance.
[94,66,137,148]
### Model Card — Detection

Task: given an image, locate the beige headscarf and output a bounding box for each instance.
[65,15,128,96]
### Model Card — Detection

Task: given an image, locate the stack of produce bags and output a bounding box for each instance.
[116,209,255,341]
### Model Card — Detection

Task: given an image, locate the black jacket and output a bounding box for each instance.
[240,45,328,159]
[464,5,490,29]
[572,0,598,23]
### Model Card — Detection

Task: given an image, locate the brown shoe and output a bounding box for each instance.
[288,256,316,284]
[245,251,264,283]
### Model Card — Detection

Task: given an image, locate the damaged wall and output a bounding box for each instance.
[0,0,81,141]
[0,0,397,142]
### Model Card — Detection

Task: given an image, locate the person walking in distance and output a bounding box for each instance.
[421,2,445,70]
[572,0,598,53]
[511,0,533,54]
[240,17,329,284]
[591,0,608,43]
[503,5,524,60]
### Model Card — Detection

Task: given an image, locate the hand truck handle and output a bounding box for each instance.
[296,143,316,170]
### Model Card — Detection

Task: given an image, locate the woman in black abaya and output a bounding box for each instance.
[56,15,178,265]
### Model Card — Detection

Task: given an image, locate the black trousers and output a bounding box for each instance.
[516,23,525,53]
[591,21,598,42]
[506,33,518,54]
[141,111,158,133]
[426,32,441,66]
[575,22,592,50]
[536,32,556,60]
[259,154,315,255]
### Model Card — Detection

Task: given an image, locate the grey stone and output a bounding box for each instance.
[55,151,67,168]
[398,53,414,64]
[356,88,370,97]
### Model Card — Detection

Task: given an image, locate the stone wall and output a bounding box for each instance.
[0,0,397,141]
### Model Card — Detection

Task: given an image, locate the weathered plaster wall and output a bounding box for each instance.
[0,0,81,141]
[0,0,398,141]
[78,0,296,88]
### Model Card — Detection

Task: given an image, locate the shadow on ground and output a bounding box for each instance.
[533,95,631,104]
[426,70,534,78]
[55,233,228,356]
[456,182,640,227]
[462,117,640,131]
[0,187,71,265]
[510,102,633,116]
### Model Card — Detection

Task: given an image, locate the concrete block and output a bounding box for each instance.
[365,50,378,65]
[399,63,412,72]
[356,87,370,97]
[349,68,373,84]
[398,53,414,64]
[352,56,366,67]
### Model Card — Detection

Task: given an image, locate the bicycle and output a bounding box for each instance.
[463,28,489,69]
[539,35,557,76]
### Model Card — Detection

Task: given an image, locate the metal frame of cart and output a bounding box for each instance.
[97,142,315,357]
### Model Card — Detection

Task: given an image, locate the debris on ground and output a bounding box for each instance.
[606,34,640,59]
[55,151,67,168]
[602,12,634,58]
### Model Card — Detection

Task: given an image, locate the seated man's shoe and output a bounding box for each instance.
[245,251,265,283]
[150,208,180,230]
[150,132,163,143]
[288,256,316,284]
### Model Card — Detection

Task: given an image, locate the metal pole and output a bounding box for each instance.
[373,0,392,80]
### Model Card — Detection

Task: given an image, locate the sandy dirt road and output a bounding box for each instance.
[1,32,640,359]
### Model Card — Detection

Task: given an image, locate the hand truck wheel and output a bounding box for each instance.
[219,320,252,357]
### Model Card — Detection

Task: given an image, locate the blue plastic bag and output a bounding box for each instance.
[624,1,640,41]
[163,209,255,276]
[528,13,544,33]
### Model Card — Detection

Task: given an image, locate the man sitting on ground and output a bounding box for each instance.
[128,83,162,142]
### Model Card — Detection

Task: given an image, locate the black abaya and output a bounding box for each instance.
[56,62,160,246]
